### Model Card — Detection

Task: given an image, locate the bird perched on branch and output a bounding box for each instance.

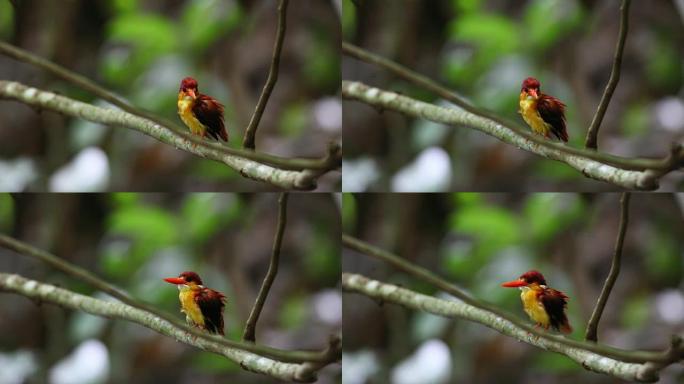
[164,271,227,335]
[501,270,572,334]
[177,77,228,142]
[519,77,568,142]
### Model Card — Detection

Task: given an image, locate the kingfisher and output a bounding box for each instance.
[164,271,227,335]
[518,77,568,142]
[501,270,572,334]
[177,77,228,142]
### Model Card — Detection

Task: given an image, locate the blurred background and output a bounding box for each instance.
[342,193,684,383]
[0,193,341,383]
[342,0,684,191]
[0,0,342,191]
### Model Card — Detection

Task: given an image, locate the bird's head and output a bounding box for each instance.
[164,271,203,289]
[179,77,199,99]
[501,270,547,288]
[521,77,541,100]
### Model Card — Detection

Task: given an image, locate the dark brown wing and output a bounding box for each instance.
[193,94,228,142]
[539,288,572,333]
[537,94,568,142]
[196,288,227,335]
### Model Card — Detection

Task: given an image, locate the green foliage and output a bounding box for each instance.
[620,293,650,329]
[304,225,340,284]
[280,293,307,329]
[103,14,178,84]
[110,0,138,14]
[104,204,179,278]
[451,0,483,14]
[444,13,520,86]
[342,193,357,233]
[622,102,649,137]
[444,198,521,279]
[0,194,14,232]
[181,0,243,53]
[531,351,580,373]
[533,160,582,181]
[190,351,240,373]
[341,0,357,40]
[181,194,241,245]
[0,0,14,39]
[304,29,340,90]
[191,159,241,182]
[523,194,585,245]
[645,230,683,286]
[279,102,308,137]
[523,0,584,52]
[646,35,683,92]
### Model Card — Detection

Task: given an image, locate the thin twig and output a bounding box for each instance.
[341,234,676,364]
[0,81,336,190]
[585,0,632,149]
[242,0,289,150]
[343,273,683,383]
[585,192,631,342]
[0,234,330,364]
[0,41,338,172]
[342,41,675,172]
[0,273,324,382]
[243,192,289,342]
[342,81,681,190]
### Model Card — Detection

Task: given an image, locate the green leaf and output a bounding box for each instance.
[450,204,521,251]
[280,102,308,137]
[0,193,14,232]
[620,294,650,329]
[448,13,520,60]
[531,351,579,373]
[181,0,243,52]
[190,351,240,373]
[280,294,306,329]
[523,0,584,51]
[341,0,356,40]
[533,160,582,180]
[0,0,14,39]
[181,194,225,245]
[622,103,650,137]
[523,194,584,245]
[342,194,357,233]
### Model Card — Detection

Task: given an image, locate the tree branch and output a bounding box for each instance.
[243,192,289,342]
[0,234,334,364]
[585,0,631,150]
[342,234,680,364]
[585,192,631,341]
[342,273,682,383]
[342,81,682,190]
[0,273,324,382]
[0,40,341,175]
[242,0,289,150]
[0,81,339,190]
[342,42,677,173]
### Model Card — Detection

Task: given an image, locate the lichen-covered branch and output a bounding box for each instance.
[343,273,682,383]
[585,192,631,341]
[342,81,682,190]
[585,0,632,149]
[243,0,289,150]
[0,81,337,190]
[342,234,680,364]
[0,273,321,382]
[243,192,289,342]
[0,233,333,364]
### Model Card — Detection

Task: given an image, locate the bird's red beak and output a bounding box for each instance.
[164,277,186,285]
[501,279,528,288]
[528,89,538,99]
[186,89,197,99]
